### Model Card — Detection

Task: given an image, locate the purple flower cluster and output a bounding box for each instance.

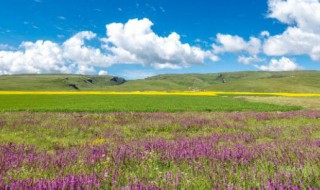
[0,173,100,190]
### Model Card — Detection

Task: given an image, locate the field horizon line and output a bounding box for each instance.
[0,91,320,97]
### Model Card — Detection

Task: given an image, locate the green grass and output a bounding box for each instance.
[0,95,301,112]
[1,71,320,92]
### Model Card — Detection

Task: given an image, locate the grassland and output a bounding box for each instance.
[0,71,319,189]
[0,111,319,189]
[1,71,320,92]
[0,95,301,112]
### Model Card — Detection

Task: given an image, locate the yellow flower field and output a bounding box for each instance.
[0,91,320,97]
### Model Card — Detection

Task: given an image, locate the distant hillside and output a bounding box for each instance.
[143,71,320,93]
[0,71,320,92]
[0,74,126,91]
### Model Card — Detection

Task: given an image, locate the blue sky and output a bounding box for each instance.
[0,0,320,79]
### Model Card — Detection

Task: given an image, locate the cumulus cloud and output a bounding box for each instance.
[62,31,111,69]
[255,57,301,71]
[0,18,217,75]
[0,32,113,75]
[268,0,320,33]
[263,27,320,60]
[212,34,261,55]
[102,18,218,69]
[264,0,320,61]
[0,40,70,75]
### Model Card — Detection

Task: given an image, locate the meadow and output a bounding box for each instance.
[0,90,319,189]
[0,111,319,189]
[0,94,302,112]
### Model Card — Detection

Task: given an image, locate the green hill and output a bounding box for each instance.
[0,74,122,91]
[0,71,320,92]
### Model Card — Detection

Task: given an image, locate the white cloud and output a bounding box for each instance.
[238,55,264,65]
[260,31,270,37]
[268,0,320,33]
[255,57,301,71]
[213,34,261,55]
[0,40,69,75]
[263,27,320,60]
[263,0,320,61]
[311,46,320,61]
[102,18,218,69]
[98,70,108,76]
[62,31,111,68]
[0,31,110,75]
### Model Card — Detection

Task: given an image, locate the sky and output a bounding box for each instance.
[0,0,320,79]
